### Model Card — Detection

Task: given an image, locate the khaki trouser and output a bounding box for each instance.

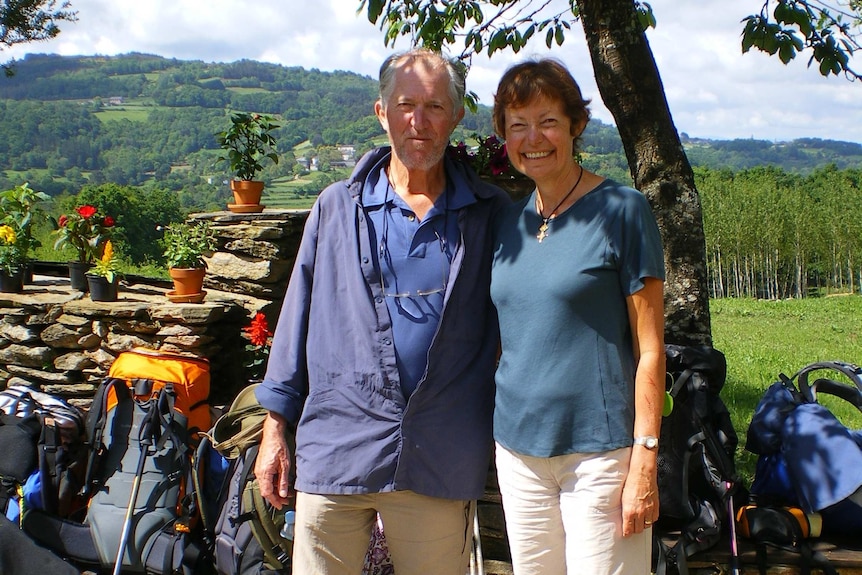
[293,490,473,575]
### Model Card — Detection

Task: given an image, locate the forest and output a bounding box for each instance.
[1,53,861,297]
[698,165,862,298]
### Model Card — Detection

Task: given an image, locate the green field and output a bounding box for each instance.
[711,295,862,484]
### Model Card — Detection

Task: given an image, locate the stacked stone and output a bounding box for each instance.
[195,210,309,314]
[0,285,250,408]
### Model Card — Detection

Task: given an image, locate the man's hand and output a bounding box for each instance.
[254,412,293,509]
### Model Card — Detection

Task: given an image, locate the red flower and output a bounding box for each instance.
[243,312,273,347]
[103,216,115,227]
[76,205,97,219]
[58,214,68,227]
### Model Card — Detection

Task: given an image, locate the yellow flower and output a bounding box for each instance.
[0,225,17,245]
[101,240,114,264]
[92,240,118,283]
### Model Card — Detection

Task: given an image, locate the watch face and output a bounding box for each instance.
[636,436,658,449]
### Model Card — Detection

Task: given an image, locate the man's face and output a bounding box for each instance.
[375,60,464,172]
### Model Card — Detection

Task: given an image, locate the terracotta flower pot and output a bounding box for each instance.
[169,267,206,296]
[229,180,265,213]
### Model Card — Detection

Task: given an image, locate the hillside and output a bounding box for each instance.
[0,53,860,211]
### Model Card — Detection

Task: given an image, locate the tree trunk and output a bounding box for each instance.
[576,0,712,346]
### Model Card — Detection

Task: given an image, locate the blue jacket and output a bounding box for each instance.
[256,146,509,500]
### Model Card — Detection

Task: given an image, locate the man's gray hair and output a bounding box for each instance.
[378,48,467,118]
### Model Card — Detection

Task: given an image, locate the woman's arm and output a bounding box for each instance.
[621,276,666,537]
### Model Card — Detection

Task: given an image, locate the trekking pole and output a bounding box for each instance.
[726,481,742,575]
[112,395,160,575]
[471,507,485,575]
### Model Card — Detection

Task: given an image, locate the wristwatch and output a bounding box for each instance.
[633,435,659,450]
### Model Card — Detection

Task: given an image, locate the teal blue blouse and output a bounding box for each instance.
[491,179,665,457]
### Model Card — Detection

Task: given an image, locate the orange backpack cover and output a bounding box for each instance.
[105,348,211,436]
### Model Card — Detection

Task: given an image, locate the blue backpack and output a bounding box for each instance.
[746,361,862,536]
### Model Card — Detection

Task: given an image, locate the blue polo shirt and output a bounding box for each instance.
[364,165,462,397]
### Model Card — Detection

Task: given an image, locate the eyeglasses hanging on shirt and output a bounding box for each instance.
[377,191,452,321]
[379,229,450,298]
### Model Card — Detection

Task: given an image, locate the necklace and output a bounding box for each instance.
[536,166,584,242]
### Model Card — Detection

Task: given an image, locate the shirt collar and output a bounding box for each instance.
[360,151,479,212]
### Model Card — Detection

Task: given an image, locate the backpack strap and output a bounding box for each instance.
[81,378,130,497]
[238,444,291,571]
[245,478,291,571]
[37,418,62,515]
[794,361,862,407]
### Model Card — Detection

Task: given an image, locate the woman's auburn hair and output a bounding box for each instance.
[492,58,592,147]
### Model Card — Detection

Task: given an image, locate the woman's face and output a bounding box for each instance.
[503,95,581,183]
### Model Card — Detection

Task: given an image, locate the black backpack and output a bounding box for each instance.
[205,384,294,575]
[653,344,742,575]
[0,385,88,523]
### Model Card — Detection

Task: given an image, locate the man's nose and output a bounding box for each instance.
[410,107,428,128]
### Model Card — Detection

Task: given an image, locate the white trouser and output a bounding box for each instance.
[495,443,652,575]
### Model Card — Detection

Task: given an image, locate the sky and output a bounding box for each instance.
[4,0,861,144]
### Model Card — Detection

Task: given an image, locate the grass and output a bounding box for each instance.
[710,295,862,485]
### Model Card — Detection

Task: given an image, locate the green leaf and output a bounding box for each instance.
[778,42,795,64]
[363,0,384,23]
[773,1,790,25]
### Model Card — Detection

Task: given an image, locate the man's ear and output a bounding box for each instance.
[454,107,465,128]
[375,100,389,132]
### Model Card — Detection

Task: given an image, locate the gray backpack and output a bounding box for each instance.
[21,350,213,575]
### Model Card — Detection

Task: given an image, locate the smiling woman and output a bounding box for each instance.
[489,58,666,575]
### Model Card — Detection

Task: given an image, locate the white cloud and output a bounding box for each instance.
[3,0,859,143]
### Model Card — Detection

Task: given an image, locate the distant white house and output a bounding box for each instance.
[337,145,356,161]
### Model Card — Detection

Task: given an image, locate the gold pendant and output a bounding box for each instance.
[537,222,549,243]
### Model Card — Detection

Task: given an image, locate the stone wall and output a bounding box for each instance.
[0,209,311,408]
[194,209,310,321]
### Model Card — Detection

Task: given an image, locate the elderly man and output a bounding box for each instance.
[254,48,509,575]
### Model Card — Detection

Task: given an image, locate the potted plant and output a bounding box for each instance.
[0,183,50,282]
[160,220,217,301]
[215,112,280,213]
[54,204,116,290]
[0,224,27,293]
[86,240,119,302]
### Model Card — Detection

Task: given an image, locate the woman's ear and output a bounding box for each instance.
[571,117,588,139]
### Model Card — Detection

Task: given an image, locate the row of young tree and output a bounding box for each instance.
[698,164,862,299]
